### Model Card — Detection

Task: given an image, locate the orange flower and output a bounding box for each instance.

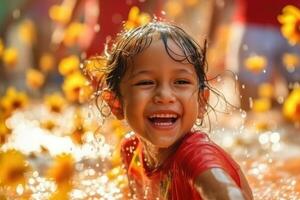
[283,87,300,122]
[1,87,28,117]
[49,5,72,25]
[47,154,74,200]
[0,118,11,145]
[44,93,66,113]
[252,98,271,112]
[0,149,29,187]
[39,53,55,72]
[258,83,274,99]
[124,6,151,30]
[26,68,45,89]
[278,5,300,45]
[58,55,80,76]
[46,153,75,185]
[78,84,93,104]
[70,109,89,145]
[40,120,56,131]
[244,55,267,73]
[82,56,106,89]
[18,19,36,45]
[63,22,86,47]
[2,48,18,67]
[282,53,300,71]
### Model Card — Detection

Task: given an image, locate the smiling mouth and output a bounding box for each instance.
[148,113,179,127]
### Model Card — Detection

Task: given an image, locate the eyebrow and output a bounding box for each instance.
[131,68,194,78]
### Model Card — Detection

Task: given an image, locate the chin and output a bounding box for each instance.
[149,137,177,149]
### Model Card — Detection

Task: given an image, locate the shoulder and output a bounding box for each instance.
[174,131,241,186]
[120,132,139,168]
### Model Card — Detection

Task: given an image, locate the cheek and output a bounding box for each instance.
[122,92,148,117]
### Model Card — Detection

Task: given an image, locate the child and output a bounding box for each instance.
[99,21,253,199]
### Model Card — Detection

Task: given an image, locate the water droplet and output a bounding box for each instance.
[94,24,100,32]
[241,110,247,118]
[235,74,239,80]
[217,75,222,82]
[16,184,24,195]
[249,97,253,108]
[277,96,284,104]
[87,112,92,119]
[241,84,245,89]
[263,69,266,73]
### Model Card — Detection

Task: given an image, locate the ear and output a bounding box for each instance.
[197,88,210,119]
[101,89,124,120]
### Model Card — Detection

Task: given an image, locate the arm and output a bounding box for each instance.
[194,168,253,200]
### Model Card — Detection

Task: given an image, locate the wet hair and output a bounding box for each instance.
[87,21,231,126]
[105,21,208,98]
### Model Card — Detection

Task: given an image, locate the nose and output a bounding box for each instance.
[153,84,176,104]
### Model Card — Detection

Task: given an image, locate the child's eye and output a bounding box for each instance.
[134,80,154,86]
[175,80,190,84]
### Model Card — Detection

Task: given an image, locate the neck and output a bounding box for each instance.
[140,139,179,170]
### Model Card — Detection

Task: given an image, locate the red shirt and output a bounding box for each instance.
[234,0,300,27]
[121,131,242,200]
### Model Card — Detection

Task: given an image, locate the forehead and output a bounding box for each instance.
[125,38,196,76]
[135,38,183,61]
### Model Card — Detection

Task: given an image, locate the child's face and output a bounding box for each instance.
[117,38,205,148]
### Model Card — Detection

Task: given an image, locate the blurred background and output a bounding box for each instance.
[0,0,300,199]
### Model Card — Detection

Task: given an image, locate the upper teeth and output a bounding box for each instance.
[149,114,178,118]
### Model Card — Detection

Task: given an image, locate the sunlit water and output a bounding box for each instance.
[1,103,300,199]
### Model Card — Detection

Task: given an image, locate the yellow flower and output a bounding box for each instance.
[0,149,29,187]
[282,53,300,71]
[0,38,4,57]
[49,5,72,24]
[39,53,55,72]
[78,84,93,104]
[47,154,74,200]
[124,6,151,30]
[283,87,300,122]
[0,118,11,145]
[255,121,271,132]
[18,19,36,45]
[26,68,45,89]
[165,1,183,18]
[244,55,267,73]
[47,153,75,185]
[40,120,56,131]
[58,55,80,76]
[1,87,28,117]
[62,71,90,103]
[2,48,18,67]
[278,5,300,45]
[70,109,87,145]
[82,56,106,88]
[258,83,274,98]
[49,188,70,200]
[44,93,66,113]
[63,22,86,47]
[252,98,271,112]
